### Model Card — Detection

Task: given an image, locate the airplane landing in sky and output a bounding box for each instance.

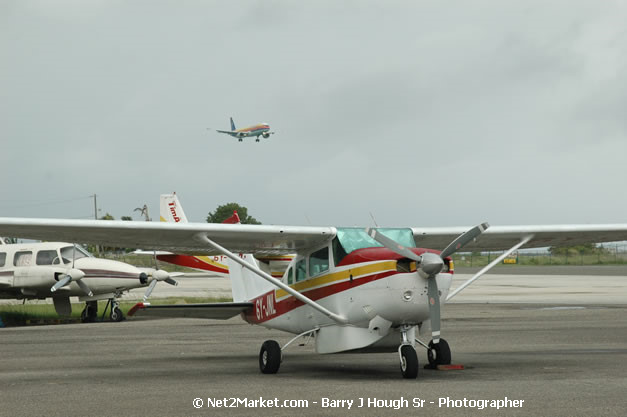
[216,117,273,142]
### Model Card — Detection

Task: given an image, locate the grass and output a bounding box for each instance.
[0,296,233,327]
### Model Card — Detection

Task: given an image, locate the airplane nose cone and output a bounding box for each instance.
[420,252,444,277]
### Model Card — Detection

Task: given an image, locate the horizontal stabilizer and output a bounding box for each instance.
[127,302,253,320]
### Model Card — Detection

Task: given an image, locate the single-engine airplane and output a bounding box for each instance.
[216,117,273,142]
[0,217,626,378]
[0,238,180,322]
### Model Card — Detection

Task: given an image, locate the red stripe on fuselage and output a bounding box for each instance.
[244,269,398,324]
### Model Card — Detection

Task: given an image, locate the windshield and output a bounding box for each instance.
[60,246,91,264]
[335,228,415,255]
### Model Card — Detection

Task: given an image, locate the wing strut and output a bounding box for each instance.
[446,235,534,301]
[194,234,348,324]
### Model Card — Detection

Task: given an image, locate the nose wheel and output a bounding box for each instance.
[398,325,418,378]
[399,345,418,379]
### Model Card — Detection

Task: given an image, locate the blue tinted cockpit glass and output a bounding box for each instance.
[335,228,415,255]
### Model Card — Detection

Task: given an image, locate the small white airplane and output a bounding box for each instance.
[1,217,626,378]
[215,117,273,142]
[0,238,179,322]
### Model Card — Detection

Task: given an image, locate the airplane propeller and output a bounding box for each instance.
[142,252,180,301]
[50,244,93,296]
[366,222,489,346]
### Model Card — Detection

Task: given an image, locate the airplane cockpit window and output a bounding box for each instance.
[286,267,294,285]
[309,247,329,277]
[13,251,33,266]
[60,246,90,264]
[295,259,306,282]
[36,250,59,265]
[0,252,6,267]
[335,228,415,256]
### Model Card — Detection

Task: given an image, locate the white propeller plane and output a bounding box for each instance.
[0,218,626,378]
[0,238,180,322]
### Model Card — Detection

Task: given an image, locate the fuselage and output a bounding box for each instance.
[0,242,148,300]
[234,227,455,354]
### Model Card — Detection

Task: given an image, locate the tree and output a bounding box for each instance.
[100,213,115,220]
[120,216,133,221]
[207,203,261,224]
[548,243,604,256]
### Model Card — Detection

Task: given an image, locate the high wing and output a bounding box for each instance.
[1,217,627,257]
[0,218,335,256]
[412,224,627,251]
[128,302,253,320]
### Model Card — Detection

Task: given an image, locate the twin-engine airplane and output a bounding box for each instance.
[0,239,179,322]
[1,217,626,378]
[216,117,273,142]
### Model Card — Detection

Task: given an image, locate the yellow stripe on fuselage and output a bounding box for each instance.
[275,260,396,300]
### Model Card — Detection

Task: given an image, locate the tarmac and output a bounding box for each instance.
[1,267,627,416]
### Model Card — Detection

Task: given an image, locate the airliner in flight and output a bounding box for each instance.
[216,117,273,142]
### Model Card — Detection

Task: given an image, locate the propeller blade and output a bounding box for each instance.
[143,280,158,301]
[164,277,178,286]
[51,275,71,292]
[427,278,441,344]
[76,279,93,297]
[440,222,489,259]
[365,228,422,263]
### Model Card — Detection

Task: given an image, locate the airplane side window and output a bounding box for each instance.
[295,259,306,282]
[287,267,293,285]
[0,252,5,267]
[309,247,329,277]
[36,250,58,265]
[13,251,33,267]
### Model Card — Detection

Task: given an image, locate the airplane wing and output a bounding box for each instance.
[0,218,335,256]
[216,130,235,134]
[127,302,253,320]
[412,224,627,251]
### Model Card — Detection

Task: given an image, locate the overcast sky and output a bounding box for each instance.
[1,0,626,228]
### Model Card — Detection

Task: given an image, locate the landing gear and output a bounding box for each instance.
[80,301,98,323]
[255,138,260,142]
[400,345,419,379]
[427,339,451,366]
[398,325,418,379]
[259,340,281,374]
[109,299,124,322]
[238,138,243,142]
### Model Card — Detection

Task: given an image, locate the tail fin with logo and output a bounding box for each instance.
[160,193,189,223]
[230,117,236,131]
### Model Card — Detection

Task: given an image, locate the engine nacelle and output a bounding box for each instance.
[262,132,270,138]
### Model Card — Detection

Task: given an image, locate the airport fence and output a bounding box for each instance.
[450,244,627,268]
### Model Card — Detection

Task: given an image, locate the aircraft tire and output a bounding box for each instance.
[110,307,124,322]
[80,307,89,323]
[259,340,281,374]
[400,345,418,379]
[427,339,451,366]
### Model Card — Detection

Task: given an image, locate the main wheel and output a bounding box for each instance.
[110,307,124,322]
[427,339,451,366]
[80,307,89,323]
[399,345,418,379]
[259,340,281,374]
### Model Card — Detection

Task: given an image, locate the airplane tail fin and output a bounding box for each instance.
[223,211,241,224]
[230,117,236,131]
[226,255,274,302]
[160,193,189,223]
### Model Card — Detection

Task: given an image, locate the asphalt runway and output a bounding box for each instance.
[2,267,627,416]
